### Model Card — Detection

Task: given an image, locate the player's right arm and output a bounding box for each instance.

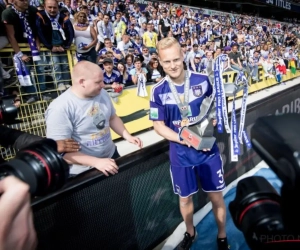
[153,121,181,143]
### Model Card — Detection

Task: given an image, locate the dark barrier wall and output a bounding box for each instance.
[221,83,300,185]
[32,84,300,250]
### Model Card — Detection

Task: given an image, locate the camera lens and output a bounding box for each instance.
[229,176,283,249]
[0,139,69,196]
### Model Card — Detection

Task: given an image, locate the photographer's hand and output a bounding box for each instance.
[56,139,80,153]
[0,176,37,250]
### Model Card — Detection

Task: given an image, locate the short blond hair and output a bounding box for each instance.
[156,37,180,55]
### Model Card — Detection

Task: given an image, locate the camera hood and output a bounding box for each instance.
[251,114,300,188]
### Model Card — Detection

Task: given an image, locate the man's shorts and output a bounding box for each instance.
[170,153,226,197]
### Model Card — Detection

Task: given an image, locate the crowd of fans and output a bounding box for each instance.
[0,0,300,105]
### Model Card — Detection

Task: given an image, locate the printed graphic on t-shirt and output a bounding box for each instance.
[85,104,110,147]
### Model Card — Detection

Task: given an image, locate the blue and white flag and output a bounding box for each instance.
[13,55,33,86]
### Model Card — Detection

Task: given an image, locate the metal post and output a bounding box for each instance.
[226,96,229,114]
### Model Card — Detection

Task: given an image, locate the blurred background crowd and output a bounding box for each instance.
[0,0,299,106]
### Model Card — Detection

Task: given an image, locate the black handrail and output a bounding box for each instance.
[31,139,169,209]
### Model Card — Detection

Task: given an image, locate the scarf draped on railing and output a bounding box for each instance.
[13,54,33,86]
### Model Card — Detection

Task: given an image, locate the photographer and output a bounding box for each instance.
[0,125,80,163]
[0,176,37,250]
[0,124,80,250]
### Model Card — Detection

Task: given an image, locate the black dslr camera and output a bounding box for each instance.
[0,139,69,196]
[229,114,300,250]
[0,95,69,196]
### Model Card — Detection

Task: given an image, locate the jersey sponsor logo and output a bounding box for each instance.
[172,116,198,127]
[192,84,203,97]
[150,107,158,119]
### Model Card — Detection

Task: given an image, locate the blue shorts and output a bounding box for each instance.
[170,153,226,197]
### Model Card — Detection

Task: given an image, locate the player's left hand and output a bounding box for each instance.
[126,136,143,148]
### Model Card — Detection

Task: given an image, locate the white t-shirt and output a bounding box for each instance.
[117,40,133,54]
[45,88,116,159]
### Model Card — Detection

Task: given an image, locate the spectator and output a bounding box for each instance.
[261,53,275,78]
[98,38,122,65]
[102,57,121,89]
[90,0,100,17]
[146,58,165,83]
[186,44,199,72]
[228,44,243,71]
[248,50,261,82]
[190,54,201,72]
[130,57,147,85]
[80,5,94,26]
[117,34,133,58]
[97,13,114,50]
[73,11,97,63]
[61,0,75,20]
[143,23,158,54]
[126,23,139,38]
[45,61,142,176]
[117,62,132,86]
[200,51,214,73]
[159,10,170,39]
[36,0,74,91]
[124,54,134,74]
[2,0,51,103]
[141,46,151,65]
[113,12,126,43]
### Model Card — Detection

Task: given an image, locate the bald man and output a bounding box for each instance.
[45,61,143,176]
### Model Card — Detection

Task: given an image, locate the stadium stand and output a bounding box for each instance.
[1,1,300,250]
[0,0,299,161]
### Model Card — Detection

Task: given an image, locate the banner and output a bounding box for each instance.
[111,85,153,140]
[223,67,300,100]
[255,0,300,12]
